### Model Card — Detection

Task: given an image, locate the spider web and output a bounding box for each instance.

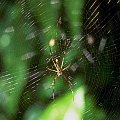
[0,0,120,120]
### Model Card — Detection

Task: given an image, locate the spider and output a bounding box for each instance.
[47,38,74,100]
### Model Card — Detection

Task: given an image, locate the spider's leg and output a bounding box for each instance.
[49,46,59,70]
[63,64,71,71]
[46,67,57,72]
[49,46,57,68]
[49,46,57,66]
[63,75,74,101]
[51,75,58,100]
[49,46,53,56]
[61,57,64,69]
[51,58,58,69]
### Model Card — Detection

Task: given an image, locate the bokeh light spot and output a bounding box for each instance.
[0,34,11,47]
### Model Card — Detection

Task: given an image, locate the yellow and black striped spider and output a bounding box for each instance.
[47,38,73,100]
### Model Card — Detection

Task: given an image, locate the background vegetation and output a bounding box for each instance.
[0,0,120,120]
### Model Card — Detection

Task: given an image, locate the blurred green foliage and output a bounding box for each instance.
[0,0,120,120]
